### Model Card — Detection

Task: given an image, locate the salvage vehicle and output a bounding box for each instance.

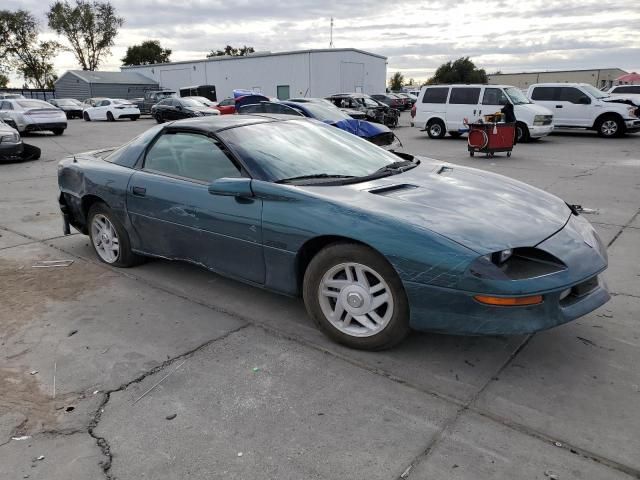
[57,116,610,350]
[237,101,304,116]
[371,93,405,110]
[83,98,140,122]
[326,93,400,128]
[49,98,84,119]
[413,84,553,142]
[282,99,399,148]
[527,83,640,137]
[0,98,67,135]
[151,97,220,123]
[0,119,40,162]
[289,97,367,119]
[132,90,177,115]
[606,85,640,106]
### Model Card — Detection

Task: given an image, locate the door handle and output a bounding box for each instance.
[555,105,563,108]
[132,186,146,197]
[473,109,476,115]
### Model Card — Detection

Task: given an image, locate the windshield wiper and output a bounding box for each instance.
[276,173,355,184]
[374,160,416,174]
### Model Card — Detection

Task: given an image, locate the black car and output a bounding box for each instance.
[151,98,220,123]
[49,98,84,119]
[326,93,400,128]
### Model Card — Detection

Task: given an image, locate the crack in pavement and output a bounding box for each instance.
[86,323,250,480]
[607,208,640,248]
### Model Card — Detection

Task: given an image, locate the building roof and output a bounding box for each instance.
[121,48,387,70]
[489,68,627,76]
[61,70,158,85]
[616,72,640,82]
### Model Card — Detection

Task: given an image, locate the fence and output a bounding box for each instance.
[0,88,56,101]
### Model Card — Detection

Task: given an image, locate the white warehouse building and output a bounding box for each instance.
[121,48,387,100]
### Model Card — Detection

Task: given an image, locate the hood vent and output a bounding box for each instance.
[368,184,418,196]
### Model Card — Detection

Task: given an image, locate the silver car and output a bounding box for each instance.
[0,119,23,161]
[0,98,67,135]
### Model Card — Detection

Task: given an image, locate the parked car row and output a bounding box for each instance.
[411,82,640,140]
[0,98,68,135]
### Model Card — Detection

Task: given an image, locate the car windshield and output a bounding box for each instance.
[156,92,175,99]
[16,100,53,109]
[180,98,205,107]
[295,103,349,122]
[505,87,531,105]
[219,120,403,183]
[582,85,609,99]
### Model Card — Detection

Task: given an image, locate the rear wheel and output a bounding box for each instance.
[303,243,410,350]
[106,111,115,122]
[52,128,64,136]
[516,122,530,143]
[427,119,446,139]
[87,203,143,268]
[83,112,91,121]
[596,115,623,138]
[131,115,139,121]
[154,113,164,124]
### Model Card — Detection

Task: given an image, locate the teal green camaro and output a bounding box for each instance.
[58,115,609,350]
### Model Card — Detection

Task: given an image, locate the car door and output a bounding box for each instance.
[0,101,14,125]
[446,87,482,131]
[126,130,264,283]
[556,87,593,127]
[480,87,510,118]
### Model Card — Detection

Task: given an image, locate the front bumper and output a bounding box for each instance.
[405,274,609,335]
[624,119,640,132]
[529,124,554,138]
[0,142,24,161]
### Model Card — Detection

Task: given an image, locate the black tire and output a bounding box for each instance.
[131,115,139,121]
[449,131,462,138]
[516,122,530,143]
[469,151,474,157]
[303,242,410,350]
[596,115,623,138]
[52,128,64,136]
[83,112,91,121]
[427,119,446,139]
[106,111,115,122]
[154,113,164,124]
[87,203,144,268]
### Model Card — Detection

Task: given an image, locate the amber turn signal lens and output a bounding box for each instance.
[474,295,543,306]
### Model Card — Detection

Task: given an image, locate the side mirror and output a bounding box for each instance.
[578,96,590,105]
[208,177,253,197]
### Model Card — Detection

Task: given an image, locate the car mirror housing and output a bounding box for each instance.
[578,96,591,105]
[208,177,253,197]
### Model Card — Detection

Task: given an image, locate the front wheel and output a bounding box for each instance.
[131,115,139,121]
[427,119,446,139]
[88,203,143,268]
[106,111,115,122]
[52,128,64,136]
[154,113,164,124]
[303,243,410,350]
[596,115,623,138]
[83,112,91,121]
[516,122,529,143]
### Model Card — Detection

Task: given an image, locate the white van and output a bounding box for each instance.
[411,84,553,142]
[527,83,640,137]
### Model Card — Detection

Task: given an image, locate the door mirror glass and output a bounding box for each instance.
[208,177,253,197]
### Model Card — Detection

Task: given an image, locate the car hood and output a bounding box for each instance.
[302,159,571,254]
[331,118,390,138]
[516,103,553,115]
[603,95,640,107]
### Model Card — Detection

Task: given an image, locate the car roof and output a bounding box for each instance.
[165,114,281,132]
[528,83,592,88]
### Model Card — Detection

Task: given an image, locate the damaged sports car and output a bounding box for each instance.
[57,116,610,350]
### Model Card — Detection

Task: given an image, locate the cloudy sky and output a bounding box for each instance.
[5,0,640,86]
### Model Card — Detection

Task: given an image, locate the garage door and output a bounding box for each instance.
[340,62,364,93]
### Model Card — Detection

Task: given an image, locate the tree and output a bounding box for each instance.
[427,57,487,85]
[48,0,123,71]
[0,10,60,88]
[389,71,404,91]
[0,73,8,88]
[122,40,171,66]
[207,45,255,58]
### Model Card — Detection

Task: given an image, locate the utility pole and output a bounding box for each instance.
[330,17,334,48]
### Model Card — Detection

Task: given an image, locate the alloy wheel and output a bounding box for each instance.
[91,214,120,264]
[601,120,618,136]
[318,262,394,337]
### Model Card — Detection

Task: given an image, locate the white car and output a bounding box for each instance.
[0,98,67,135]
[83,98,140,122]
[412,84,554,142]
[527,83,640,137]
[606,85,640,106]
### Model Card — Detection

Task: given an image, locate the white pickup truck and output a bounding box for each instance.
[527,83,640,138]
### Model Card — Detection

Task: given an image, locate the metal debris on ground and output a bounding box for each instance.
[400,465,412,478]
[544,470,559,479]
[93,390,100,395]
[68,329,78,337]
[252,367,260,372]
[31,259,74,268]
[11,436,31,441]
[36,456,45,461]
[29,370,38,375]
[237,452,243,457]
[554,441,562,447]
[166,413,177,420]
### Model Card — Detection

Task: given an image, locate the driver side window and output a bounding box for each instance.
[144,132,241,183]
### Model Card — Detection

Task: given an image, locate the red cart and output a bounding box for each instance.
[467,122,515,157]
